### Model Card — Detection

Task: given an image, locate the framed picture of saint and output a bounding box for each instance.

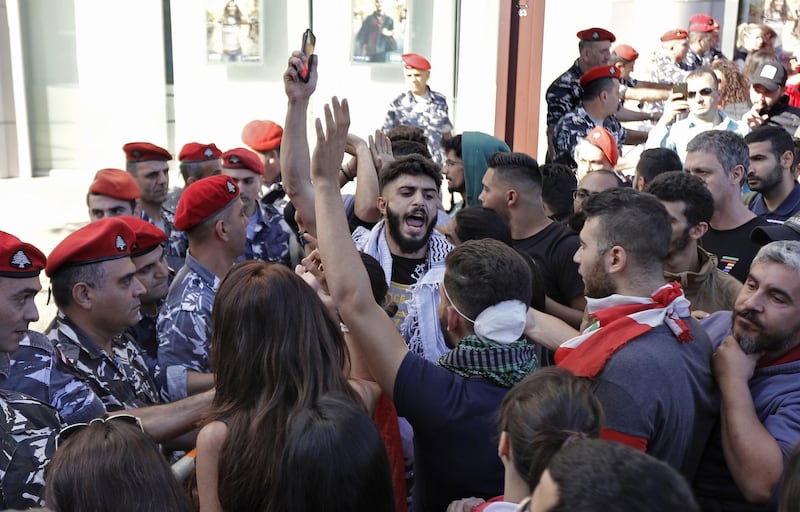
[352,0,408,64]
[206,0,262,64]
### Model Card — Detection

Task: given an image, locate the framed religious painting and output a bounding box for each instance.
[206,0,262,64]
[352,0,409,64]
[736,0,800,65]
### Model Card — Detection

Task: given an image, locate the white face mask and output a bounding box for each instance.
[442,282,527,344]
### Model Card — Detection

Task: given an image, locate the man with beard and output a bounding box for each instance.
[745,125,800,224]
[694,240,800,509]
[309,100,538,510]
[567,169,623,233]
[124,142,187,271]
[480,152,586,329]
[742,61,800,135]
[646,171,742,314]
[440,131,510,214]
[525,188,717,480]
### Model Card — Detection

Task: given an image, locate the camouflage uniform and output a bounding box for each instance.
[2,331,106,425]
[240,201,292,265]
[552,106,626,164]
[546,60,584,128]
[685,47,723,70]
[157,252,218,401]
[127,310,160,383]
[48,313,161,411]
[141,207,186,272]
[0,389,59,509]
[383,87,453,167]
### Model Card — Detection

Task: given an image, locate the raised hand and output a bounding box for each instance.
[311,97,351,184]
[283,51,317,102]
[368,129,394,172]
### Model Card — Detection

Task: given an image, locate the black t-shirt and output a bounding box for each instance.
[701,216,770,283]
[512,221,584,306]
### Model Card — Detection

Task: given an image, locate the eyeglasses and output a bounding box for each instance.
[687,87,714,99]
[572,188,591,200]
[56,414,144,449]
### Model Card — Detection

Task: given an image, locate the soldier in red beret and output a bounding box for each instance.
[686,13,725,69]
[86,168,141,221]
[165,142,223,212]
[241,120,288,211]
[610,44,671,125]
[383,53,453,167]
[220,148,293,266]
[545,28,616,159]
[123,141,187,272]
[158,175,247,401]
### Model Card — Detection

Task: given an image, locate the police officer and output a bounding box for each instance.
[165,141,223,210]
[157,175,247,402]
[241,119,286,209]
[86,168,141,221]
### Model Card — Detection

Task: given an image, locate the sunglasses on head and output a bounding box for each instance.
[687,87,714,99]
[56,414,144,450]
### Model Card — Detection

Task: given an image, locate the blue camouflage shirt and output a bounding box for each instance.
[0,389,59,509]
[546,60,584,128]
[383,87,453,167]
[239,201,291,265]
[2,331,105,425]
[141,206,187,272]
[157,252,218,401]
[552,106,626,164]
[48,313,160,411]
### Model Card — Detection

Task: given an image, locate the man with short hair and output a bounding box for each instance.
[649,29,690,86]
[165,142,223,210]
[479,152,586,328]
[383,53,453,167]
[745,124,800,224]
[123,142,186,271]
[646,68,749,163]
[440,132,509,213]
[686,130,769,282]
[632,147,682,191]
[694,240,800,509]
[220,147,293,265]
[742,61,800,135]
[568,169,623,233]
[86,168,140,220]
[311,106,538,510]
[0,232,60,509]
[646,171,742,314]
[526,188,717,480]
[157,174,247,401]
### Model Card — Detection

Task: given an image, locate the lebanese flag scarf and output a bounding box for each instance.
[555,282,693,378]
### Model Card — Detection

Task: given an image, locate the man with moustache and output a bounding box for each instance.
[695,240,800,509]
[745,125,800,224]
[439,131,509,214]
[525,188,717,479]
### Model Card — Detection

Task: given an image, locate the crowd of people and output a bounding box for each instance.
[4,9,800,512]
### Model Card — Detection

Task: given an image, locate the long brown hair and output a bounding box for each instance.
[205,261,361,511]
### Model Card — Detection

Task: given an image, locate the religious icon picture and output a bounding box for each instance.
[352,0,408,64]
[206,0,262,64]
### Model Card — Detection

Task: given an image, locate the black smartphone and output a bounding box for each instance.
[300,29,316,83]
[672,82,687,100]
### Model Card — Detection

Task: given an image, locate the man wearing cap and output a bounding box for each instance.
[165,142,223,210]
[116,216,170,381]
[685,14,724,69]
[633,147,683,191]
[123,142,187,272]
[241,120,287,209]
[383,53,453,167]
[0,231,61,509]
[611,44,671,116]
[220,147,292,265]
[745,125,800,224]
[646,68,749,163]
[649,29,691,86]
[546,27,616,156]
[86,168,140,221]
[552,64,646,166]
[573,126,621,182]
[743,61,800,135]
[685,130,769,283]
[157,174,247,401]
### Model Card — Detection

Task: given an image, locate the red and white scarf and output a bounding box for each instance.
[555,282,693,378]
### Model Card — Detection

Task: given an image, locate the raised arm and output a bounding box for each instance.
[281,51,318,236]
[345,133,380,223]
[311,97,408,398]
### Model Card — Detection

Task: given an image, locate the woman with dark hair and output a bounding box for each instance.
[196,262,375,512]
[271,393,395,511]
[45,416,190,512]
[447,367,603,511]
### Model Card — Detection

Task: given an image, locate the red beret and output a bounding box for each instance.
[221,148,265,176]
[123,142,172,163]
[88,168,140,201]
[174,175,240,231]
[46,218,135,277]
[661,29,689,42]
[0,231,46,278]
[584,126,619,166]
[689,13,719,32]
[241,120,283,153]
[178,142,222,163]
[576,28,616,43]
[402,53,431,70]
[115,216,167,257]
[579,65,620,87]
[613,44,639,62]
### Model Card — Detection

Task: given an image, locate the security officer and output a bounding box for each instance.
[165,141,223,210]
[86,168,141,221]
